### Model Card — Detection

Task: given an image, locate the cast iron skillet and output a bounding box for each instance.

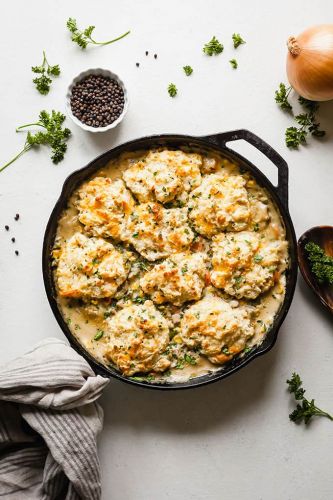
[43,129,298,390]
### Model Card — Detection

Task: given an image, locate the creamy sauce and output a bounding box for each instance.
[53,148,289,384]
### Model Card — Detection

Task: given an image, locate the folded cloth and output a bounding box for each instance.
[0,338,109,500]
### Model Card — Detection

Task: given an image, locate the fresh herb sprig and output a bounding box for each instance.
[275,83,326,148]
[286,108,325,148]
[183,65,193,76]
[305,241,333,285]
[66,17,130,49]
[168,83,178,97]
[203,36,224,56]
[0,110,71,173]
[232,33,246,48]
[275,83,293,112]
[287,372,333,424]
[297,97,326,138]
[229,58,238,69]
[32,51,60,95]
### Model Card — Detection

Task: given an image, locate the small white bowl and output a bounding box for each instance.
[66,68,129,133]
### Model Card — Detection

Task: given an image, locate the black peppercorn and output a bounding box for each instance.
[5,225,9,231]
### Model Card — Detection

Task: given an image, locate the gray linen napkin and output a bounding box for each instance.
[0,338,109,500]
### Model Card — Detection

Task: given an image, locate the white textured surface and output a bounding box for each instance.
[1,1,333,499]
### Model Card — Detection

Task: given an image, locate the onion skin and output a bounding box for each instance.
[286,24,333,101]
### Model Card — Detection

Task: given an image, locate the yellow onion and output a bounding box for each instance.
[286,24,333,101]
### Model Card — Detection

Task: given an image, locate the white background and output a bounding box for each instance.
[1,1,333,499]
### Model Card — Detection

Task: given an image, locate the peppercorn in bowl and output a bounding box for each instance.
[66,68,128,132]
[43,130,297,389]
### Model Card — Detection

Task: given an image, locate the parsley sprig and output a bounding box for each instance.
[183,65,193,76]
[286,104,325,148]
[275,83,293,111]
[232,33,246,48]
[168,83,178,97]
[275,83,326,148]
[305,241,333,285]
[287,373,333,424]
[203,36,224,56]
[0,110,71,173]
[66,17,130,49]
[32,51,60,95]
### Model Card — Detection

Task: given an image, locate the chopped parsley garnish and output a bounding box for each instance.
[203,36,224,56]
[94,329,104,341]
[183,65,193,76]
[229,58,238,69]
[184,354,197,365]
[232,33,246,48]
[181,264,188,274]
[287,372,333,424]
[305,241,333,285]
[133,296,147,304]
[254,254,263,263]
[104,310,113,319]
[176,353,197,369]
[132,232,139,238]
[253,223,259,232]
[168,83,178,97]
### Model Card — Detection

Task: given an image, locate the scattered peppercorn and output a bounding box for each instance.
[14,214,20,221]
[145,51,148,56]
[15,250,19,256]
[5,225,9,231]
[11,237,15,243]
[70,74,125,128]
[136,62,140,67]
[154,54,157,59]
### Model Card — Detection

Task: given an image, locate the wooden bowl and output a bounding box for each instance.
[298,226,333,314]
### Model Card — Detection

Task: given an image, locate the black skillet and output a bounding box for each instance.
[43,129,298,390]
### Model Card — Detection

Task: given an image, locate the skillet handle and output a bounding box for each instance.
[202,129,289,210]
